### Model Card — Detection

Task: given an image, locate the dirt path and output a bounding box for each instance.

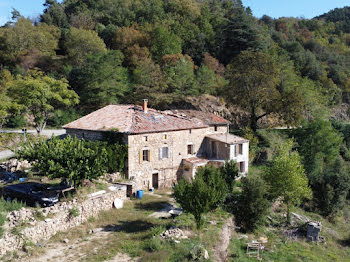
[20,229,135,262]
[214,217,235,262]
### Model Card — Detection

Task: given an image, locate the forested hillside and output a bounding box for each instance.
[1,0,350,130]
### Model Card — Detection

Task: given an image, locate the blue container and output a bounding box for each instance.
[136,190,144,199]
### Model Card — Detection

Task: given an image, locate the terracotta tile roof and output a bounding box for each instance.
[63,105,208,134]
[206,133,248,144]
[169,110,229,125]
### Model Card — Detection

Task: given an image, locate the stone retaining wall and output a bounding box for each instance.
[0,189,126,256]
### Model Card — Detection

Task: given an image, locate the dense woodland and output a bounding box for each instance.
[0,0,350,131]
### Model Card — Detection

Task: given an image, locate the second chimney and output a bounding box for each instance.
[142,99,148,113]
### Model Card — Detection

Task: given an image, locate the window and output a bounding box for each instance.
[161,147,169,159]
[187,144,194,155]
[143,136,148,142]
[143,149,150,161]
[189,129,192,134]
[214,125,218,132]
[163,134,167,140]
[238,144,243,154]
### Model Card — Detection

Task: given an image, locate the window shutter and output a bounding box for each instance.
[168,148,171,159]
[149,149,152,162]
[159,148,162,160]
[139,149,143,163]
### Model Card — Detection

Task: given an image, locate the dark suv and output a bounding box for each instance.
[2,182,70,207]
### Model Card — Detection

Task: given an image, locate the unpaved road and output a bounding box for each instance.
[0,129,66,160]
[21,228,135,262]
[214,217,235,262]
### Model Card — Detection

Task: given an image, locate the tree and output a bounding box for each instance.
[69,50,130,113]
[151,26,182,61]
[0,18,60,68]
[18,136,127,187]
[173,165,227,229]
[64,27,107,66]
[263,140,312,223]
[41,0,69,28]
[164,57,195,94]
[310,157,350,217]
[215,5,262,64]
[0,70,13,129]
[220,160,239,193]
[293,119,343,174]
[234,175,270,232]
[225,51,280,131]
[8,70,79,134]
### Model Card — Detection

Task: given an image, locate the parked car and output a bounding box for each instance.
[2,182,71,207]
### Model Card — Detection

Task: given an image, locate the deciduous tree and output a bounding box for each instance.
[8,70,79,134]
[225,51,280,131]
[263,140,312,223]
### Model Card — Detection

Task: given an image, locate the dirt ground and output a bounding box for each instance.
[213,217,235,262]
[21,228,135,262]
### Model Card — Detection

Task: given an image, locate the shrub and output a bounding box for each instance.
[309,157,350,217]
[220,160,239,193]
[17,136,127,187]
[173,166,227,229]
[234,175,270,232]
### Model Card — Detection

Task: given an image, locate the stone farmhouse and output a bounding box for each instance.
[63,100,249,189]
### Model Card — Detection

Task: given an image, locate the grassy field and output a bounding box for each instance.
[14,192,230,262]
[228,205,350,262]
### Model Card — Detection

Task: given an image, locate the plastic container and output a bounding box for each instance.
[149,188,154,193]
[136,190,144,199]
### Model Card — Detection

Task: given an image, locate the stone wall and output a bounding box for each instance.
[0,189,126,256]
[127,127,211,189]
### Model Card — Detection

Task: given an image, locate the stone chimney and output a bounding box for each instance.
[142,99,148,113]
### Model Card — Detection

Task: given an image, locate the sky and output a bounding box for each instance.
[0,0,349,26]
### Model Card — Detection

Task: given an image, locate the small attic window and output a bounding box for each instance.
[214,125,218,131]
[189,129,192,134]
[164,134,167,140]
[143,136,148,142]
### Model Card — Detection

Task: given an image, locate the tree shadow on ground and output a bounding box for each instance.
[338,236,350,247]
[134,201,170,212]
[104,220,155,234]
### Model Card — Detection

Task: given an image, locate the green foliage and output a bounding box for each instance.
[69,208,80,218]
[173,165,227,229]
[309,157,350,217]
[17,136,127,187]
[263,140,312,223]
[151,26,182,61]
[234,175,270,232]
[219,160,239,193]
[225,51,280,131]
[69,50,129,113]
[294,119,343,174]
[8,70,79,133]
[64,27,107,66]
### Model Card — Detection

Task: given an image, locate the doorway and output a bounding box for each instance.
[152,173,159,189]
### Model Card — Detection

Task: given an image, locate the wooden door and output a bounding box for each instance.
[152,173,159,189]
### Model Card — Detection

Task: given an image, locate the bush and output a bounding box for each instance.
[173,166,227,229]
[234,175,270,232]
[17,136,127,187]
[220,160,239,193]
[310,157,350,217]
